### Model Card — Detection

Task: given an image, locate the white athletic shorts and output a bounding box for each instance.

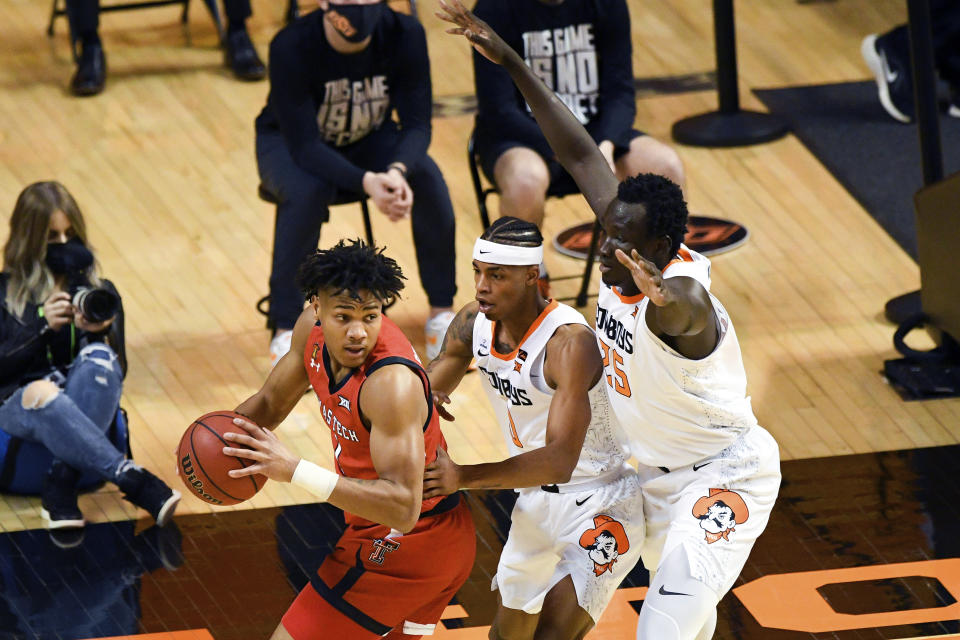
[492,468,645,622]
[636,425,781,596]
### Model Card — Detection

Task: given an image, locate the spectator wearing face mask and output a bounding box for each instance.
[255,0,458,367]
[0,181,180,532]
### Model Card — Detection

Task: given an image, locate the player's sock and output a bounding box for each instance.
[636,545,719,640]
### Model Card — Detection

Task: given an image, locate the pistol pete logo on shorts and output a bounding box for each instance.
[692,488,749,544]
[578,515,629,576]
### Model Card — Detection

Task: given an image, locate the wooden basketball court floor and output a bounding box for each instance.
[2,0,960,637]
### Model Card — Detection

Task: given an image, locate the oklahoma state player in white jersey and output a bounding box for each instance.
[424,218,643,640]
[438,3,781,638]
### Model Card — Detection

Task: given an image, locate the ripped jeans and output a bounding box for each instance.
[0,343,125,480]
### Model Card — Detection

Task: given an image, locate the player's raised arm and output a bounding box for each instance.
[437,0,619,220]
[425,301,479,421]
[325,364,429,532]
[234,305,314,430]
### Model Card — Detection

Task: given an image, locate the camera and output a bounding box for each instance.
[67,273,120,324]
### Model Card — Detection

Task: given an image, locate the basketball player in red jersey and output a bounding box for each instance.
[221,239,476,640]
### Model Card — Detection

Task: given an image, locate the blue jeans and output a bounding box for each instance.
[0,343,125,480]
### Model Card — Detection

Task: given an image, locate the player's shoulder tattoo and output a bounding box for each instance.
[449,304,479,346]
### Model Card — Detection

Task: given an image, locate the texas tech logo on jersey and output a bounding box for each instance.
[369,538,400,565]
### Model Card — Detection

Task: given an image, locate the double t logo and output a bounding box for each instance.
[369,538,400,565]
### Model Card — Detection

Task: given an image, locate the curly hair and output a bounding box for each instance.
[297,239,406,304]
[480,216,543,247]
[617,174,688,257]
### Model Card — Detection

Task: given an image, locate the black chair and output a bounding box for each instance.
[256,183,376,323]
[48,0,223,41]
[467,129,600,308]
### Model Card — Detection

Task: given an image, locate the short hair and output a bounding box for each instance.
[297,239,405,305]
[617,174,688,257]
[480,216,543,247]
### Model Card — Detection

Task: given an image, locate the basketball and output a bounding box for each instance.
[177,410,267,506]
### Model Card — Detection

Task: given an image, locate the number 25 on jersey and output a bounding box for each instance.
[599,342,631,397]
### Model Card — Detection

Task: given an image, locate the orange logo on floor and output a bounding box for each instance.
[692,488,749,543]
[578,515,630,576]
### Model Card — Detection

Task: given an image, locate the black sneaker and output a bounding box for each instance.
[70,39,106,97]
[224,28,266,81]
[861,33,914,123]
[41,462,85,530]
[949,85,960,119]
[115,461,181,526]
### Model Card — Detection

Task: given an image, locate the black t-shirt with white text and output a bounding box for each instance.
[256,8,433,192]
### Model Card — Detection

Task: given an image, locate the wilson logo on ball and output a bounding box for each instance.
[180,453,224,505]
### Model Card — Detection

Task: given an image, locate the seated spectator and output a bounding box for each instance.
[256,0,457,364]
[66,0,265,96]
[0,181,180,530]
[861,0,960,122]
[472,0,685,287]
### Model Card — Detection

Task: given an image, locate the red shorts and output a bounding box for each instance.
[282,494,476,639]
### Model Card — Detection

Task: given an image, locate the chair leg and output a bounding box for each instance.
[48,0,59,36]
[181,0,189,24]
[360,199,375,247]
[576,220,601,308]
[200,0,223,41]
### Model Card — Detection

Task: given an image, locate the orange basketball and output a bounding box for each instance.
[177,410,267,506]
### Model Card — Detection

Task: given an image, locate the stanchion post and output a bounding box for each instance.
[671,0,788,147]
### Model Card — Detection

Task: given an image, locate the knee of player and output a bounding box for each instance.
[21,380,60,410]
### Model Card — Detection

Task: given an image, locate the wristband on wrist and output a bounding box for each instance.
[291,459,339,501]
[387,162,407,177]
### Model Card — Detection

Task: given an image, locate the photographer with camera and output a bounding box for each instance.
[0,182,180,531]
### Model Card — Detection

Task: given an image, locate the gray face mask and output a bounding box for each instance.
[326,3,383,42]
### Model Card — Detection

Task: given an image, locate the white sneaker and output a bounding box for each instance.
[424,311,455,362]
[270,330,293,368]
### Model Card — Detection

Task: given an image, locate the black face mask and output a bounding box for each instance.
[45,237,94,275]
[326,3,383,43]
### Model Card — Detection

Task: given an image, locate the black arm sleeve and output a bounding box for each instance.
[388,18,433,171]
[268,37,367,193]
[472,0,553,157]
[590,0,636,148]
[0,276,51,391]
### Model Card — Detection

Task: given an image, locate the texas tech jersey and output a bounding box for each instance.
[304,316,447,525]
[595,245,759,469]
[472,300,629,485]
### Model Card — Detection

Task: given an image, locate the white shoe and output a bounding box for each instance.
[270,330,293,368]
[424,311,456,362]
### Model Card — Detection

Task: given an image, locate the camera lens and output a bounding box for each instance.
[72,287,120,324]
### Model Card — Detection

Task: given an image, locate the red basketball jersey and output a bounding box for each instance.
[303,316,447,526]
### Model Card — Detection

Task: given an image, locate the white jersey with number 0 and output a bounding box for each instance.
[595,245,759,469]
[473,300,629,484]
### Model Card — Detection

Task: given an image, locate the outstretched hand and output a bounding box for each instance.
[423,447,461,498]
[437,0,511,65]
[223,417,299,483]
[615,248,673,307]
[432,390,455,422]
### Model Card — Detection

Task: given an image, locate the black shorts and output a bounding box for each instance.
[477,128,645,195]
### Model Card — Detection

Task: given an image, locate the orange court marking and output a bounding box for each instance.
[91,631,215,640]
[734,558,960,633]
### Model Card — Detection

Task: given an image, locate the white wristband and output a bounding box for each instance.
[291,459,339,502]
